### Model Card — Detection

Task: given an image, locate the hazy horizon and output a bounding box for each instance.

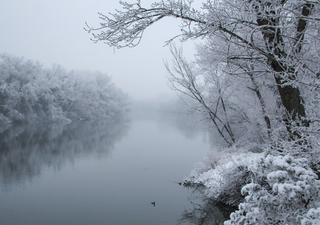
[0,0,197,101]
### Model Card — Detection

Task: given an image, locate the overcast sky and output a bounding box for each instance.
[0,0,198,101]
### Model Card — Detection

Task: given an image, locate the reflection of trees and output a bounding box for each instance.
[0,119,129,190]
[178,190,235,225]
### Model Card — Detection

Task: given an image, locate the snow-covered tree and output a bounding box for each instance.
[86,0,320,140]
[0,53,129,124]
[166,42,275,146]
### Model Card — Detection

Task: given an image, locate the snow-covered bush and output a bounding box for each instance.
[185,150,262,206]
[0,53,129,124]
[224,155,320,225]
[301,207,320,225]
[267,123,320,179]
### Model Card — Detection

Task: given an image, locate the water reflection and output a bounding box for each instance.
[0,120,129,191]
[0,110,233,224]
[178,189,235,225]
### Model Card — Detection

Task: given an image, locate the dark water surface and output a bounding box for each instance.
[0,112,230,225]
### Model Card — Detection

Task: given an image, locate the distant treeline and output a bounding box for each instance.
[0,53,129,124]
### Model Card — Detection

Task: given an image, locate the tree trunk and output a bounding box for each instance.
[254,1,312,137]
[271,63,306,122]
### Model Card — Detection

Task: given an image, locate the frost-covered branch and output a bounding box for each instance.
[85,0,207,48]
[86,1,319,134]
[166,45,238,146]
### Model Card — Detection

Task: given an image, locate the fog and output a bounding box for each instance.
[0,0,196,101]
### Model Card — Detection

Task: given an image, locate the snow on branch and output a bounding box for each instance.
[85,0,210,48]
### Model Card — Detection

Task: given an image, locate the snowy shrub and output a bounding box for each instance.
[185,150,262,206]
[301,207,320,225]
[224,155,320,225]
[215,163,252,207]
[268,124,320,179]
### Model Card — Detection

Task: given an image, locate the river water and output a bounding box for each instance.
[0,111,231,225]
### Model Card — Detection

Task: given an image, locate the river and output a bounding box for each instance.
[0,110,231,225]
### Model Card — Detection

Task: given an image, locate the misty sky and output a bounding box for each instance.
[0,0,198,101]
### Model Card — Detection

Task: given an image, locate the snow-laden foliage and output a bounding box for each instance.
[301,207,320,225]
[0,53,129,124]
[185,150,263,206]
[224,155,320,225]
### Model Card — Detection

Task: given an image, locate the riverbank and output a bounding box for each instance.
[183,147,320,224]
